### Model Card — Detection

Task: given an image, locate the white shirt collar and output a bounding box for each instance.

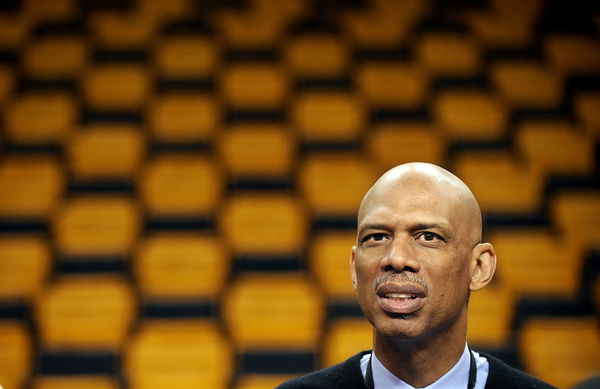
[360,344,489,389]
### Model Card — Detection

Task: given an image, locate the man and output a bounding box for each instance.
[277,163,556,389]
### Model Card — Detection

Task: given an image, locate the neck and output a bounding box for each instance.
[372,321,467,387]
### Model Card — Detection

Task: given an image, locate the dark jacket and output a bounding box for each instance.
[276,351,557,389]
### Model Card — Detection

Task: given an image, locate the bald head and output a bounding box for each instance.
[358,162,483,245]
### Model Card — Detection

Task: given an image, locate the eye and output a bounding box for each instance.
[417,231,445,244]
[361,232,389,244]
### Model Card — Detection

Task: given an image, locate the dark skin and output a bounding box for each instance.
[350,163,496,387]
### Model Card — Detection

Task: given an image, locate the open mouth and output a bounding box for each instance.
[376,284,426,315]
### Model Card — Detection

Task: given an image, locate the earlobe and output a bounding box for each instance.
[469,242,496,291]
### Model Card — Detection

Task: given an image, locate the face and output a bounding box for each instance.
[351,175,481,343]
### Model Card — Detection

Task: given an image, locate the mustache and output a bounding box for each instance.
[374,271,429,291]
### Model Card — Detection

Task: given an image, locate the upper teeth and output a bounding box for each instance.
[385,293,415,300]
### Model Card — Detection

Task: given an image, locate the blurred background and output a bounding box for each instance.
[0,0,599,388]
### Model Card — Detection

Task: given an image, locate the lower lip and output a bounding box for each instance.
[377,296,425,315]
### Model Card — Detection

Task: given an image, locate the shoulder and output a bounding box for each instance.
[276,351,370,389]
[482,353,558,389]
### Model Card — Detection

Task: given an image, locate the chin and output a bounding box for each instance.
[373,314,426,341]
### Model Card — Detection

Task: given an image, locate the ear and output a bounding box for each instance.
[469,242,496,291]
[350,246,358,290]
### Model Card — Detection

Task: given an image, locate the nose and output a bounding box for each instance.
[381,235,420,273]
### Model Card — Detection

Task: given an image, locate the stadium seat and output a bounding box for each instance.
[322,318,372,367]
[82,64,151,110]
[125,319,232,389]
[355,61,428,108]
[0,155,64,219]
[35,275,136,350]
[520,316,600,389]
[551,190,600,250]
[516,120,595,176]
[214,8,288,49]
[135,233,229,299]
[0,66,15,105]
[453,152,542,213]
[218,193,307,256]
[136,0,192,25]
[23,0,76,22]
[415,33,481,76]
[4,92,76,144]
[0,13,31,49]
[23,36,88,79]
[32,376,120,389]
[366,122,446,171]
[310,230,356,299]
[89,11,158,50]
[292,92,366,143]
[66,124,146,181]
[574,92,600,136]
[544,34,600,75]
[218,123,295,179]
[490,229,582,297]
[147,93,220,143]
[0,321,31,389]
[465,10,534,48]
[220,63,289,109]
[298,153,378,217]
[285,34,350,77]
[467,283,515,347]
[154,35,220,79]
[491,61,563,108]
[53,196,141,256]
[223,273,323,350]
[433,91,508,141]
[0,235,51,301]
[139,154,223,217]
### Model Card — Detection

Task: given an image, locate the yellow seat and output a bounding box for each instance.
[125,320,232,389]
[35,275,136,350]
[53,196,140,256]
[218,193,307,256]
[322,318,372,367]
[355,61,428,108]
[135,233,229,300]
[465,10,535,48]
[0,66,15,105]
[467,283,515,347]
[516,120,595,176]
[310,230,356,299]
[147,93,220,143]
[66,124,146,181]
[32,376,120,389]
[0,14,31,50]
[490,229,582,298]
[415,33,481,76]
[23,36,88,79]
[285,34,350,77]
[340,0,427,49]
[4,92,76,144]
[0,155,64,219]
[574,92,600,136]
[298,154,378,216]
[0,236,51,301]
[215,8,288,49]
[218,123,295,179]
[520,316,600,389]
[223,273,323,350]
[23,0,76,22]
[433,91,508,141]
[234,374,296,389]
[544,35,600,75]
[220,63,289,109]
[154,35,220,79]
[82,64,151,110]
[551,190,600,250]
[89,11,157,50]
[491,61,563,108]
[136,0,192,25]
[292,92,366,143]
[0,321,31,389]
[453,152,542,213]
[366,122,446,171]
[140,154,223,217]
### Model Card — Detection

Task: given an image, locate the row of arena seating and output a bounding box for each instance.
[0,0,599,388]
